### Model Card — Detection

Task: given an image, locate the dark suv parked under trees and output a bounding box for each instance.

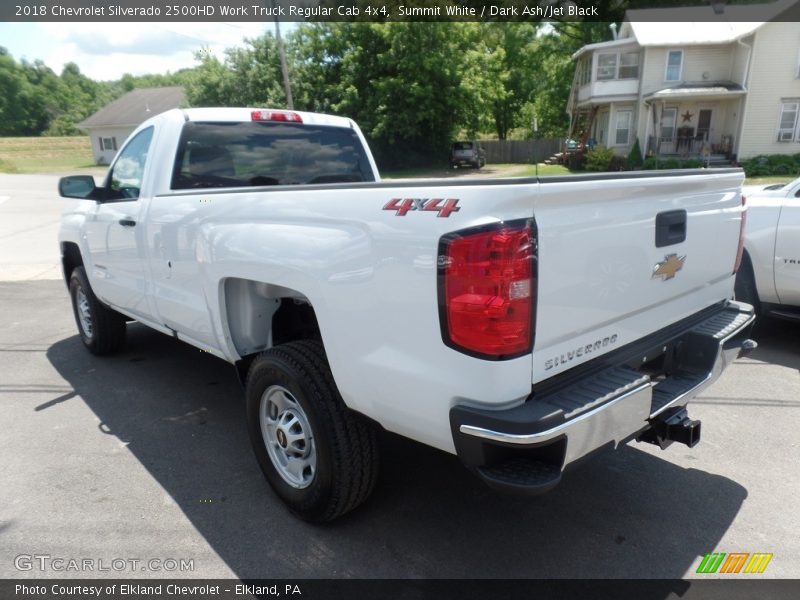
[449,141,486,169]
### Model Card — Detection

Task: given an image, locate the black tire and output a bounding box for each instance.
[734,252,761,315]
[68,266,126,355]
[245,340,379,522]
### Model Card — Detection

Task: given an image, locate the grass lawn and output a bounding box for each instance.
[382,163,574,179]
[0,136,97,173]
[743,175,796,186]
[383,162,793,186]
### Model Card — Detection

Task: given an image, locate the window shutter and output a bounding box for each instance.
[98,137,103,151]
[112,137,117,151]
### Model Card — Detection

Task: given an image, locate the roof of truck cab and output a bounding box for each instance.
[179,107,355,129]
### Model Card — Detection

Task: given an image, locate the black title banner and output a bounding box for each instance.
[4,0,800,22]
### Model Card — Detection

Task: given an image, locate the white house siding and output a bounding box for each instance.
[731,34,754,87]
[87,126,135,165]
[640,45,737,96]
[738,22,800,159]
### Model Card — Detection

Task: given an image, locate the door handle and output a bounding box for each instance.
[118,218,136,227]
[655,210,687,247]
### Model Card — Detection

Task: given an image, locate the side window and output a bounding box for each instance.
[107,127,154,200]
[665,50,683,82]
[777,102,799,142]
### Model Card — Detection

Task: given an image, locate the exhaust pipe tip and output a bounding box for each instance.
[739,338,758,357]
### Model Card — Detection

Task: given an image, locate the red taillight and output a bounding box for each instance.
[438,220,536,359]
[251,110,303,123]
[734,194,747,274]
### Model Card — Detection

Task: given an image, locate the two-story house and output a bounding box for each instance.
[567,0,800,163]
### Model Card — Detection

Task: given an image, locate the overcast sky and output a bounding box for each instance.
[0,22,295,80]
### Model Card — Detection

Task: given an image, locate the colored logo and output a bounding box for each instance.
[696,552,773,574]
[383,198,460,218]
[652,253,686,281]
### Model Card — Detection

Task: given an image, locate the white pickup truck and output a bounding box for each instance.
[736,176,800,319]
[58,108,756,522]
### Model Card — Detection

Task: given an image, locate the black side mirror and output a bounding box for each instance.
[59,175,100,200]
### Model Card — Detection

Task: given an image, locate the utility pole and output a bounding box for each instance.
[271,0,294,109]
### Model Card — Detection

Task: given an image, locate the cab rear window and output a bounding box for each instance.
[171,121,375,189]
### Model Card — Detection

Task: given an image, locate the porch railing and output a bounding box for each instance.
[646,131,733,158]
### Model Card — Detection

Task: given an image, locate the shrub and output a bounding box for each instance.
[660,158,681,170]
[609,155,626,171]
[682,158,704,169]
[642,157,658,170]
[740,153,800,177]
[584,146,615,171]
[626,138,643,170]
[566,149,586,170]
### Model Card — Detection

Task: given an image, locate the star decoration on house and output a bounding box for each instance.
[681,111,694,123]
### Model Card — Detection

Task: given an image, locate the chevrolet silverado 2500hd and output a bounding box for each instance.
[58,108,756,522]
[736,176,800,319]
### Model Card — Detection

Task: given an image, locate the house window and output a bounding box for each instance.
[100,137,117,151]
[597,54,617,80]
[615,109,632,145]
[665,50,683,81]
[580,57,591,85]
[796,47,800,78]
[778,102,799,142]
[618,52,640,79]
[595,51,639,81]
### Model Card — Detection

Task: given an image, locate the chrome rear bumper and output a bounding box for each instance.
[450,301,756,494]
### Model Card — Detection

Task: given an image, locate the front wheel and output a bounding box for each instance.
[245,340,380,522]
[68,266,126,355]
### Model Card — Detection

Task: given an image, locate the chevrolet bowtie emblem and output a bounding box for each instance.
[652,254,686,280]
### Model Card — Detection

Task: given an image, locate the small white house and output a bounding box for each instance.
[567,0,800,162]
[78,87,186,164]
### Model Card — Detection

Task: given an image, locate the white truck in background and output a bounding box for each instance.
[737,176,800,319]
[58,107,756,522]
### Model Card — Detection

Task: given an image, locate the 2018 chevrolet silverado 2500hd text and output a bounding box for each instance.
[58,108,756,522]
[737,176,800,320]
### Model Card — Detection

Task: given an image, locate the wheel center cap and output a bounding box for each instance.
[277,429,288,448]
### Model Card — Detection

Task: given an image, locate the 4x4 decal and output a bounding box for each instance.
[383,198,460,218]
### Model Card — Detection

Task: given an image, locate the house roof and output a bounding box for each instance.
[571,37,640,60]
[644,81,747,101]
[78,86,186,129]
[624,0,798,46]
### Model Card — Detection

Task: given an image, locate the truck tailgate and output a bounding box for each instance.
[531,170,744,383]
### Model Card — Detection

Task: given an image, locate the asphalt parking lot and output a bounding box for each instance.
[1,174,799,580]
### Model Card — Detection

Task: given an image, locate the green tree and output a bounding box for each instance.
[186,36,285,108]
[525,22,614,139]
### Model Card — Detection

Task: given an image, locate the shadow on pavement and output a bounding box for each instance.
[747,316,800,372]
[47,323,747,580]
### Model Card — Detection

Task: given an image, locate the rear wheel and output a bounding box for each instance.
[245,340,379,522]
[68,266,126,355]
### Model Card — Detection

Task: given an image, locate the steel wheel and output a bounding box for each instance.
[245,341,379,521]
[68,266,126,355]
[260,384,317,489]
[75,286,93,339]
